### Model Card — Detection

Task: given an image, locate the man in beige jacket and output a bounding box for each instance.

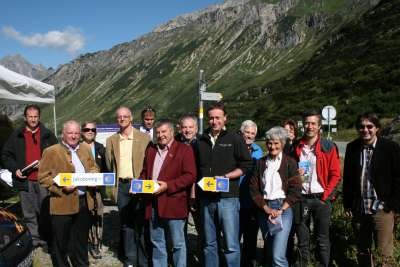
[39,120,99,267]
[106,106,150,267]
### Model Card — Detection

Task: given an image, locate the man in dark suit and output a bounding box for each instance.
[343,112,400,266]
[140,119,197,267]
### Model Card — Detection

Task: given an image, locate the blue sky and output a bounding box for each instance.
[0,0,222,68]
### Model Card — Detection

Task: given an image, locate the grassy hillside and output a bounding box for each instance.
[228,0,399,133]
[40,0,383,135]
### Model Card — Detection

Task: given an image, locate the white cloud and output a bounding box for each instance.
[1,26,85,55]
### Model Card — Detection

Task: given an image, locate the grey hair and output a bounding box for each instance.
[179,114,198,127]
[265,126,288,144]
[115,106,132,118]
[240,120,257,134]
[62,120,80,133]
[154,119,174,132]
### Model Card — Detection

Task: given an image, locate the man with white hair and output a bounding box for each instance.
[39,120,99,267]
[239,120,263,267]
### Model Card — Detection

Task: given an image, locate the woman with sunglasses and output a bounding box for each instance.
[249,126,302,267]
[81,121,107,259]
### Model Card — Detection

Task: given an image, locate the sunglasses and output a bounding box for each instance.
[82,128,97,133]
[358,124,375,130]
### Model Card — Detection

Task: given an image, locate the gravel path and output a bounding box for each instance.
[33,204,122,267]
[33,204,266,266]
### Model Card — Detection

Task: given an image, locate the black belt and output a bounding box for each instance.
[119,178,132,183]
[303,193,323,199]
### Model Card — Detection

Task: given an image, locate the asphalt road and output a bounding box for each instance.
[334,141,348,157]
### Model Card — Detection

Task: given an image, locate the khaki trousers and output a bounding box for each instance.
[352,210,395,267]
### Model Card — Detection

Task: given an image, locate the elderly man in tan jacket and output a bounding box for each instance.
[105,106,150,267]
[39,120,98,267]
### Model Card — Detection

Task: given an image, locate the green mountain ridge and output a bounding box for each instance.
[41,0,388,134]
[228,0,399,132]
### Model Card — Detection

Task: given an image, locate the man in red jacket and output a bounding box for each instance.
[293,110,341,267]
[140,119,196,267]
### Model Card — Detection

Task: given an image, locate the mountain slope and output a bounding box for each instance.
[41,0,380,131]
[0,54,53,80]
[229,0,400,131]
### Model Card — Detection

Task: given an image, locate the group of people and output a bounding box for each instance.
[1,102,399,267]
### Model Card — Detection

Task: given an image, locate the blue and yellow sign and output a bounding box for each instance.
[198,177,229,192]
[130,179,160,194]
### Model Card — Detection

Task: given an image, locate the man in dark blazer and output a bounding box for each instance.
[140,119,196,267]
[343,112,400,266]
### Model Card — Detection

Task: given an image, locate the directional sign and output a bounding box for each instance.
[53,173,115,186]
[201,92,223,101]
[322,120,337,125]
[130,179,160,194]
[197,177,229,192]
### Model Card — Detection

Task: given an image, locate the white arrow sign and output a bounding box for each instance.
[197,177,229,192]
[53,173,115,186]
[201,92,223,101]
[322,120,337,125]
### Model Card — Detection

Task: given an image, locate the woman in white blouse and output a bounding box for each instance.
[250,126,302,267]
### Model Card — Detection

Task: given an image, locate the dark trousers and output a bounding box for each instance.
[51,196,90,267]
[19,180,49,245]
[240,207,259,267]
[186,200,203,264]
[295,197,331,267]
[352,210,395,266]
[117,180,148,267]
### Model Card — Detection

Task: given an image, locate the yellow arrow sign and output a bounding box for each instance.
[59,173,72,186]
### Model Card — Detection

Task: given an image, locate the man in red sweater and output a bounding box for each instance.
[1,105,57,248]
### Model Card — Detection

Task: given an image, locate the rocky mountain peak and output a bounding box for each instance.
[0,54,53,80]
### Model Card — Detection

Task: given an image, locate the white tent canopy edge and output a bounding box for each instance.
[0,64,57,133]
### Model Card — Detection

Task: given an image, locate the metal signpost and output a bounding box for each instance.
[198,70,222,134]
[321,105,337,140]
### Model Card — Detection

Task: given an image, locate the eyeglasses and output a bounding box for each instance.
[358,124,375,130]
[82,128,97,133]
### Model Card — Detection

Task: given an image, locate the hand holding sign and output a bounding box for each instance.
[197,177,229,192]
[130,179,160,194]
[53,173,115,186]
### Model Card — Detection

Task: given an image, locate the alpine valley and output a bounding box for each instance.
[39,0,399,133]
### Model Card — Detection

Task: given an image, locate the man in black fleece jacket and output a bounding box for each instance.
[197,102,252,267]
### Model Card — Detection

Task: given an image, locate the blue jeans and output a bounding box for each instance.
[150,207,186,267]
[117,181,148,266]
[201,197,240,267]
[258,199,293,267]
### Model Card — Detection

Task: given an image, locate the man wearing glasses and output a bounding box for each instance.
[1,104,57,249]
[81,121,107,259]
[343,112,400,266]
[105,106,150,267]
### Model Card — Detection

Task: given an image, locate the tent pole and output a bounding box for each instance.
[53,101,57,136]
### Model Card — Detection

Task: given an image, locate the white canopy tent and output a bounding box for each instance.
[0,65,57,133]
